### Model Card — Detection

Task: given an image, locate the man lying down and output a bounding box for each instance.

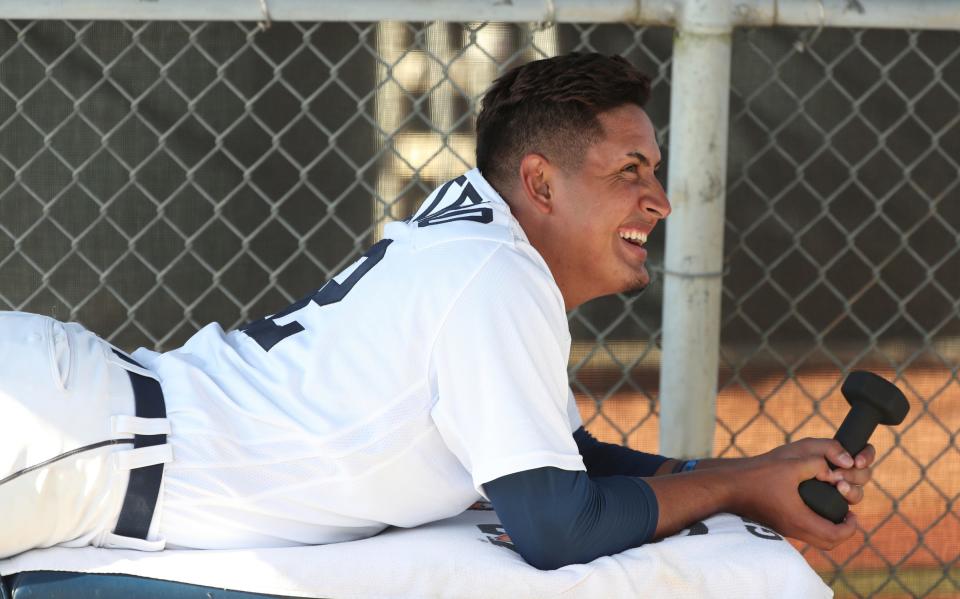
[0,53,874,571]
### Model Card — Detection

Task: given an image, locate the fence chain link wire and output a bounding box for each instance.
[0,19,956,598]
[723,27,959,598]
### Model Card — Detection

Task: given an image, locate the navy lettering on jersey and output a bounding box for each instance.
[241,239,393,351]
[241,310,307,352]
[415,175,493,228]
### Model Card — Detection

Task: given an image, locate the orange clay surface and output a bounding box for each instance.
[576,367,960,571]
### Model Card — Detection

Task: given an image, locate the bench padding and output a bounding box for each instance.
[0,510,830,599]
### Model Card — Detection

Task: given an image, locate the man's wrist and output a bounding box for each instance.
[671,459,699,474]
[684,456,751,471]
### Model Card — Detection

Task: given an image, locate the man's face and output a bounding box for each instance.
[546,104,671,307]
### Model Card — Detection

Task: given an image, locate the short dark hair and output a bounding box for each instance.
[476,53,651,193]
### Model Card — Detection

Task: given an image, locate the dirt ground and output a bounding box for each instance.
[575,367,960,572]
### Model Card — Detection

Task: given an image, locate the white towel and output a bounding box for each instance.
[0,509,832,598]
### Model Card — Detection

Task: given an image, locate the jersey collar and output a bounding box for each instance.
[464,168,531,245]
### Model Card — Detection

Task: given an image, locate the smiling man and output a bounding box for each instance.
[460,52,875,568]
[0,53,873,569]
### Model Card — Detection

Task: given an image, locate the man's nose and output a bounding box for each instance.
[642,178,671,220]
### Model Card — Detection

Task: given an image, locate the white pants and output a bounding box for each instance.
[0,312,170,559]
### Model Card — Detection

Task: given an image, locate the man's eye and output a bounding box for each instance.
[623,164,638,173]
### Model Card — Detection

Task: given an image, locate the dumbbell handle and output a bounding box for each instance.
[798,402,882,524]
[833,402,882,459]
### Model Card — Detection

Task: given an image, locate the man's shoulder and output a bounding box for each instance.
[379,170,556,299]
[413,233,562,322]
[386,220,546,289]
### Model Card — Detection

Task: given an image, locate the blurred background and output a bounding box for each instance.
[0,17,956,598]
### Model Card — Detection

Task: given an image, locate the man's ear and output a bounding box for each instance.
[518,154,553,215]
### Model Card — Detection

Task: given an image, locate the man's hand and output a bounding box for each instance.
[644,437,876,551]
[729,448,856,550]
[761,438,876,506]
[729,437,876,549]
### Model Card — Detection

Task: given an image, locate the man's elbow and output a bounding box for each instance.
[509,516,598,570]
[514,532,582,570]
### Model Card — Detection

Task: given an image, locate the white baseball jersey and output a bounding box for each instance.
[133,169,585,550]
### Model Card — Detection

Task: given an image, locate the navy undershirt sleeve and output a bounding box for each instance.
[573,426,669,477]
[484,467,659,570]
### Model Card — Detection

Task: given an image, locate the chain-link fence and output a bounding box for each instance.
[720,26,959,598]
[0,18,956,598]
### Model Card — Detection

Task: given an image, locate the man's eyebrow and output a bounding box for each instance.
[626,151,662,169]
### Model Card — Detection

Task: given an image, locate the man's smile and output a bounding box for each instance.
[618,229,648,247]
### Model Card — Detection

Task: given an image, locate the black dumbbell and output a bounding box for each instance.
[798,370,910,524]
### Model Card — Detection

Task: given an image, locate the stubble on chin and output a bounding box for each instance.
[620,267,651,297]
[623,279,649,297]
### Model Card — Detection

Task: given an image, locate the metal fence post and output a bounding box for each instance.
[659,0,733,458]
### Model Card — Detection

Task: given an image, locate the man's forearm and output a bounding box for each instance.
[653,456,750,476]
[574,427,668,477]
[648,455,761,537]
[641,466,742,538]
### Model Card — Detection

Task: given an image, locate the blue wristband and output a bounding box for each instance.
[671,459,699,474]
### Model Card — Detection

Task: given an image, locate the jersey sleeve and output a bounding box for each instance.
[430,246,585,494]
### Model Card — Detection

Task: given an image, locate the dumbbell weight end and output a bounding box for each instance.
[799,371,909,525]
[799,479,848,524]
